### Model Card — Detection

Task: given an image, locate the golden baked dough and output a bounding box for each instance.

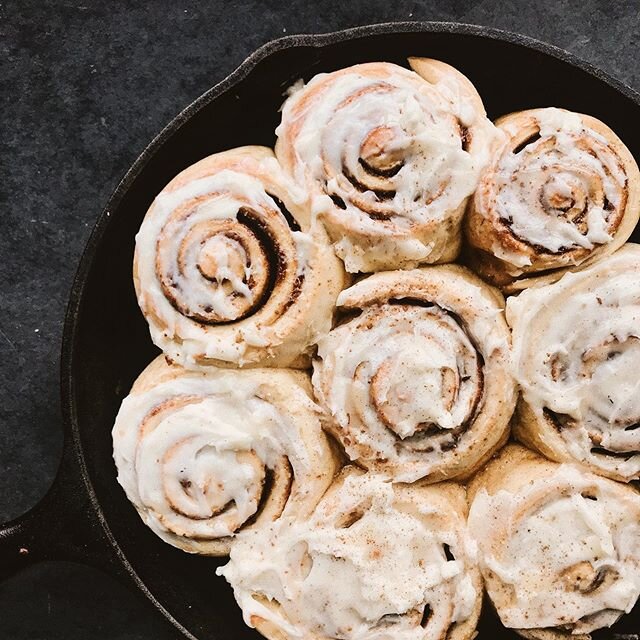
[134,145,346,369]
[275,59,498,273]
[465,108,640,291]
[112,356,339,555]
[220,466,482,640]
[313,264,517,482]
[507,244,640,482]
[468,444,640,639]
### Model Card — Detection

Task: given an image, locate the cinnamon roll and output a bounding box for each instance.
[112,356,339,555]
[468,444,640,639]
[219,466,482,640]
[275,59,498,273]
[465,107,640,290]
[507,244,640,482]
[312,265,517,483]
[134,146,346,369]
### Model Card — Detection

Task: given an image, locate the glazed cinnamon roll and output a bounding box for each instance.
[465,107,640,290]
[134,146,346,369]
[507,244,640,482]
[112,356,339,555]
[219,466,482,640]
[468,444,640,639]
[312,265,517,483]
[275,59,498,273]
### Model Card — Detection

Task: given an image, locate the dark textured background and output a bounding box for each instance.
[1,1,639,638]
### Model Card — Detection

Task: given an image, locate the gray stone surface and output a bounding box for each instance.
[1,1,638,637]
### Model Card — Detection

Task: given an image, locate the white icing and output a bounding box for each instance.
[112,369,319,548]
[316,304,480,453]
[292,230,314,277]
[134,153,320,367]
[219,473,477,640]
[488,108,625,257]
[469,464,640,633]
[277,63,498,272]
[315,269,512,482]
[507,245,640,479]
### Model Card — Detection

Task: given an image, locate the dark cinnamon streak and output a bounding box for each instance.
[545,408,639,459]
[243,459,294,529]
[358,156,403,178]
[342,164,396,201]
[420,604,433,629]
[459,123,470,151]
[512,130,542,155]
[279,275,305,314]
[266,193,301,231]
[378,302,485,454]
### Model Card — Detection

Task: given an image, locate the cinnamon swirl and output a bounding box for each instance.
[275,59,498,273]
[134,146,346,369]
[465,108,640,290]
[312,265,517,482]
[112,356,339,555]
[468,444,640,639]
[507,244,640,482]
[219,466,482,640]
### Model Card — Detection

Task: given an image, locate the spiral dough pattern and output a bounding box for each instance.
[112,356,338,555]
[469,445,640,639]
[134,145,345,369]
[219,467,482,640]
[275,59,498,273]
[507,244,640,483]
[466,108,640,290]
[313,265,517,483]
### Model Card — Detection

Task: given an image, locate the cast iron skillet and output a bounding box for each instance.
[1,21,639,640]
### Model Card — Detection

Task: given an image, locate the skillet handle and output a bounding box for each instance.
[0,444,123,581]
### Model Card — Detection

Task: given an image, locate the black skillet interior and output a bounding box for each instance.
[65,23,640,640]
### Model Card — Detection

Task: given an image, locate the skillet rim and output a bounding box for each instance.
[58,20,640,637]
